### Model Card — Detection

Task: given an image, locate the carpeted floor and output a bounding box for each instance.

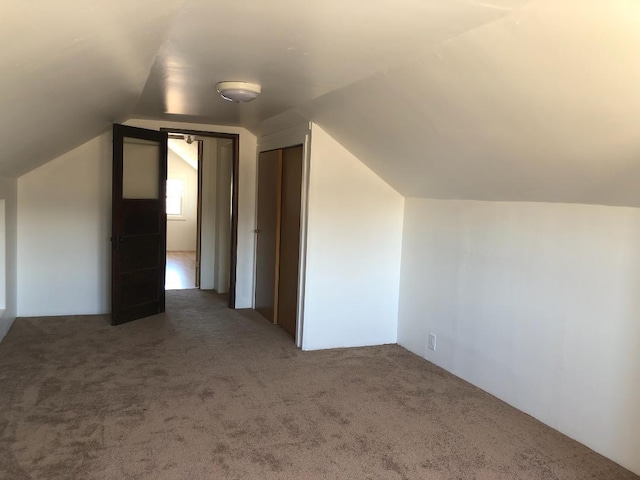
[0,290,637,480]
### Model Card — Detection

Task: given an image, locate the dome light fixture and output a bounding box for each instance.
[216,81,261,103]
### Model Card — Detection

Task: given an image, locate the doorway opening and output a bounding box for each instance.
[163,129,239,307]
[165,134,199,290]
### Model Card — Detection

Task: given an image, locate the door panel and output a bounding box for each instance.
[254,149,282,323]
[120,270,161,307]
[120,235,161,272]
[277,145,303,338]
[112,124,168,326]
[122,201,161,234]
[122,139,160,198]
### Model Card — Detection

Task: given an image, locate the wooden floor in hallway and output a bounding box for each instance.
[165,251,196,290]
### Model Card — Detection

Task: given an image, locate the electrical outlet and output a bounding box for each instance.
[428,333,437,351]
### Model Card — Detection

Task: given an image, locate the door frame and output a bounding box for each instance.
[161,127,240,309]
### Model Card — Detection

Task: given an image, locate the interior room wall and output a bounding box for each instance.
[17,134,111,316]
[166,149,198,251]
[17,120,257,316]
[0,177,17,341]
[200,137,218,290]
[397,198,640,475]
[301,124,404,350]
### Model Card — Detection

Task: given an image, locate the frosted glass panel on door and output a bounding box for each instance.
[123,138,160,199]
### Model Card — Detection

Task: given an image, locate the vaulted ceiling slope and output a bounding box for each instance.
[3,1,640,207]
[0,1,185,176]
[304,0,640,207]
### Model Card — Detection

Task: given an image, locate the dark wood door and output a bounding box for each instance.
[254,149,282,323]
[277,145,303,338]
[111,124,168,325]
[195,140,203,288]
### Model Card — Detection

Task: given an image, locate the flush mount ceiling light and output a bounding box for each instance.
[216,81,261,103]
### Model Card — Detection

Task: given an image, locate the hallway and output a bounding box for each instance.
[165,251,196,290]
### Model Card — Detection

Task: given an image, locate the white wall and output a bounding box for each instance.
[199,137,233,293]
[301,124,404,350]
[166,149,198,251]
[19,134,205,315]
[200,137,218,290]
[0,177,17,340]
[17,120,257,316]
[18,134,111,316]
[398,198,640,475]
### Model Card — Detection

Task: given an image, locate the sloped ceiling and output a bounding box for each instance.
[168,138,198,169]
[304,0,640,206]
[3,0,640,207]
[0,1,185,176]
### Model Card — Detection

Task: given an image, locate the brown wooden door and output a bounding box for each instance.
[254,149,282,323]
[277,145,303,338]
[111,124,168,325]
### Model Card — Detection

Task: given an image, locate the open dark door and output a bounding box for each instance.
[111,124,168,325]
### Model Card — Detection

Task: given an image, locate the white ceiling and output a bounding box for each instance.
[3,0,640,207]
[134,0,524,124]
[0,1,184,176]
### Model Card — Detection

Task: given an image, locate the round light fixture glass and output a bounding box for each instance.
[216,81,261,103]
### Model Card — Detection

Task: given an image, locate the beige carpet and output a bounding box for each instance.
[0,290,636,480]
